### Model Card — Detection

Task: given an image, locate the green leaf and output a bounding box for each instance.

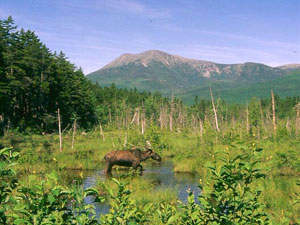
[14,218,29,224]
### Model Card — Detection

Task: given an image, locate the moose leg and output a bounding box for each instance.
[104,162,113,177]
[137,164,143,175]
[137,164,143,171]
[132,161,143,175]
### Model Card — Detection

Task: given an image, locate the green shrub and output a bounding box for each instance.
[0,147,19,224]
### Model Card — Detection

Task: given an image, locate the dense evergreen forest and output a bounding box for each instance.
[0,17,169,134]
[0,16,299,136]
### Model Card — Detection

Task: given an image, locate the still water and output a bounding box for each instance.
[79,161,200,215]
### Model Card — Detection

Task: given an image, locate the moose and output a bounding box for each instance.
[104,148,161,177]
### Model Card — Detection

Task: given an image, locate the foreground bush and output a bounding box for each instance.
[1,146,270,224]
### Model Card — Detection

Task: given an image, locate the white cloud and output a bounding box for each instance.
[198,30,300,50]
[66,0,170,19]
[171,43,299,67]
[103,0,169,18]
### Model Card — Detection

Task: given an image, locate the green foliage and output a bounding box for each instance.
[2,143,273,224]
[87,50,300,105]
[275,150,300,175]
[127,130,145,148]
[197,147,269,224]
[144,123,168,151]
[157,202,178,224]
[0,17,97,132]
[126,124,168,152]
[0,146,105,224]
[0,147,19,224]
[179,191,201,224]
[100,178,153,224]
[179,70,300,104]
[12,172,104,224]
[295,178,300,206]
[248,97,261,136]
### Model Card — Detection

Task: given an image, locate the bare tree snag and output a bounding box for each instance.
[159,108,163,130]
[124,132,127,148]
[58,108,62,152]
[199,118,203,138]
[169,92,174,131]
[209,85,220,132]
[141,112,145,134]
[271,91,276,133]
[130,110,138,125]
[259,99,267,132]
[71,119,77,149]
[246,102,249,134]
[108,109,112,123]
[296,102,300,136]
[137,108,140,127]
[100,123,105,141]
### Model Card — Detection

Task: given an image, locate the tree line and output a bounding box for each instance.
[0,17,168,134]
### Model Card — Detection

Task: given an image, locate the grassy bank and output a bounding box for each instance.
[1,126,299,223]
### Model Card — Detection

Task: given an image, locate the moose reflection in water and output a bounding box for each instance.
[104,148,161,177]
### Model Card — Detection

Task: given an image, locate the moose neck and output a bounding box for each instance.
[140,152,151,162]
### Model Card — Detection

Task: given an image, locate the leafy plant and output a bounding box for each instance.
[157,201,178,224]
[13,172,104,224]
[197,147,269,224]
[0,147,19,224]
[100,178,153,224]
[295,178,300,206]
[179,190,201,225]
[144,123,168,151]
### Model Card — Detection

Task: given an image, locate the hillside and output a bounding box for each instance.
[178,70,300,104]
[87,50,300,103]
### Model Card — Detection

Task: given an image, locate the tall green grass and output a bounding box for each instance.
[1,125,299,223]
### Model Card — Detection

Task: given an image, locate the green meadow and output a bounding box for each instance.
[1,124,300,224]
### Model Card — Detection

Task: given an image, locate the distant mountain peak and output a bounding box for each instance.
[103,49,212,70]
[88,50,300,102]
[277,64,300,70]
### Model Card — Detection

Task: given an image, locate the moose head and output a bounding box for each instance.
[146,148,162,162]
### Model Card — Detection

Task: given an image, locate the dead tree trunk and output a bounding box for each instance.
[71,119,77,149]
[58,108,62,152]
[246,103,249,134]
[271,91,276,133]
[108,109,112,124]
[141,112,145,134]
[209,85,219,132]
[159,109,163,130]
[199,118,203,138]
[137,108,140,127]
[259,99,267,132]
[296,102,300,136]
[169,92,174,131]
[130,110,138,125]
[124,132,127,148]
[99,122,105,141]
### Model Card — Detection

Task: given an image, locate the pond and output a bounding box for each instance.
[80,161,201,215]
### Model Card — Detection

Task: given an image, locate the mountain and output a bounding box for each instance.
[178,70,300,104]
[277,64,300,71]
[87,50,300,103]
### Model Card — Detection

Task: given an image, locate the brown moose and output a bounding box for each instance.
[104,148,161,177]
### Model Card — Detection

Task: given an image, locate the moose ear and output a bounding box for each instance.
[147,148,153,153]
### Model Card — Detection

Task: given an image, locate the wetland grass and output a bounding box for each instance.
[1,126,299,223]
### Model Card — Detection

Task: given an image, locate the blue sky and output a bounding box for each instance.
[0,0,299,74]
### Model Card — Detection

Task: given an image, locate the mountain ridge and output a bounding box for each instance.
[87,50,300,103]
[99,50,299,71]
[102,50,214,70]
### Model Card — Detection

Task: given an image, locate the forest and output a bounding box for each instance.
[1,17,300,224]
